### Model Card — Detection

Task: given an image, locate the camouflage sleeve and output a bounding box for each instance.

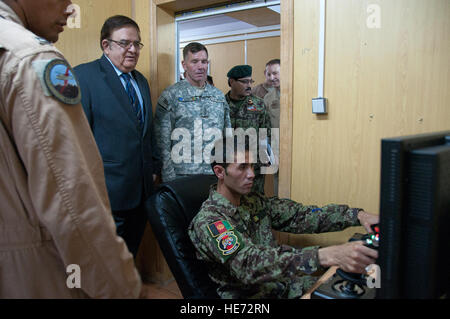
[223,98,232,131]
[229,243,322,285]
[267,197,362,234]
[189,213,322,286]
[262,101,271,142]
[154,91,176,182]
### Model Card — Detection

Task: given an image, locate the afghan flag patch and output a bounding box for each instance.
[208,220,233,238]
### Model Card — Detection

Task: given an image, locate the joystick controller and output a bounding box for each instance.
[311,224,380,299]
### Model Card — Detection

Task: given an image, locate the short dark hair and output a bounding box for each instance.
[183,42,208,60]
[210,135,251,172]
[265,59,280,68]
[100,15,140,50]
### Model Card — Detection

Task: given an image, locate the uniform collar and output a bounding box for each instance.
[261,82,271,91]
[225,91,252,103]
[208,185,239,217]
[264,83,280,93]
[207,185,260,218]
[181,78,209,94]
[0,1,25,26]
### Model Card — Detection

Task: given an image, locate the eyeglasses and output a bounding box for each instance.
[236,79,255,85]
[108,39,144,50]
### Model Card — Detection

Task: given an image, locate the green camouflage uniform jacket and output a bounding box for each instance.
[154,80,231,182]
[225,92,271,194]
[188,187,362,299]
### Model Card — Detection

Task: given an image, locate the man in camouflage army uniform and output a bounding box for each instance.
[225,65,271,194]
[154,42,231,182]
[188,137,379,299]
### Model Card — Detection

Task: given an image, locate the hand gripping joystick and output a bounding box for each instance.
[331,224,380,297]
[311,224,380,299]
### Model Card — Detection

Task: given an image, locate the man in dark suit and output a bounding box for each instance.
[74,15,160,258]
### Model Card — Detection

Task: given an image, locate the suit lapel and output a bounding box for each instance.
[98,55,141,127]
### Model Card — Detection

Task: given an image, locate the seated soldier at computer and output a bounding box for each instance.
[188,136,379,298]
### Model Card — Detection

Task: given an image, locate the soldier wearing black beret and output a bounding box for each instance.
[225,65,272,194]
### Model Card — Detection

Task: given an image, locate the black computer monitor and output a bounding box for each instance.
[377,131,450,299]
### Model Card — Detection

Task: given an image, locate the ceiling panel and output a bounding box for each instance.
[225,7,280,27]
[159,0,242,14]
[178,14,255,41]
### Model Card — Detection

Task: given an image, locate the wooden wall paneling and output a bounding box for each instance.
[134,1,177,284]
[134,0,157,110]
[133,1,176,112]
[287,0,450,248]
[56,0,132,67]
[246,37,280,88]
[206,41,245,94]
[272,0,294,245]
[279,0,294,200]
[156,6,177,101]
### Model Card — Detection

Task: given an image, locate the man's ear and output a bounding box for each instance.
[213,165,225,180]
[101,39,110,53]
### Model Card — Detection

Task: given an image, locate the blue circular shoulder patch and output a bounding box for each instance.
[44,59,81,105]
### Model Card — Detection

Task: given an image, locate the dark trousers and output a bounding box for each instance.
[112,202,147,258]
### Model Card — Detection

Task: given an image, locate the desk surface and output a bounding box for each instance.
[301,266,338,299]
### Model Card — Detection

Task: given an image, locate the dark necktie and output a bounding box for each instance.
[121,73,143,125]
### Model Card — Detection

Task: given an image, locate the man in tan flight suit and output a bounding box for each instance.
[0,0,141,298]
[253,59,280,195]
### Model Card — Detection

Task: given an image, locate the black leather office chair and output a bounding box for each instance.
[146,175,220,299]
